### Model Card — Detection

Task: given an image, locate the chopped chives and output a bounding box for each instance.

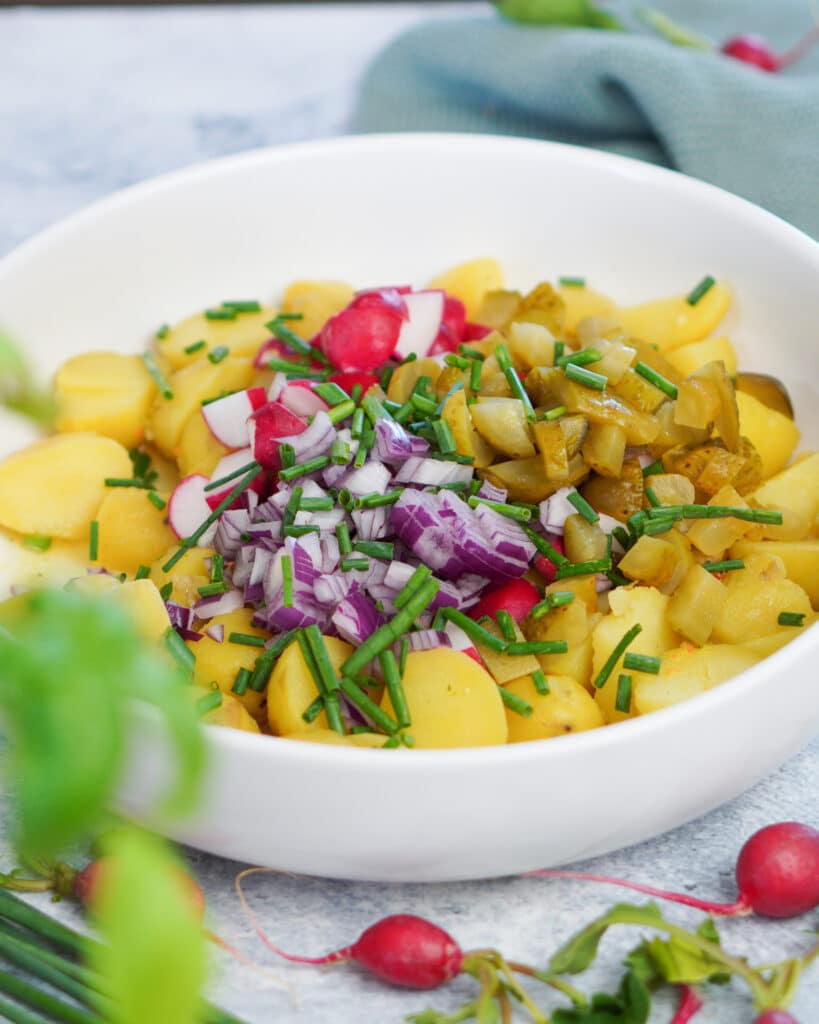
[276,312,304,321]
[553,341,565,361]
[496,610,517,642]
[228,632,266,648]
[135,564,151,580]
[232,668,251,696]
[556,348,602,369]
[249,630,296,691]
[401,352,419,365]
[458,345,486,361]
[104,477,148,489]
[207,345,229,364]
[301,695,325,724]
[645,487,661,508]
[184,340,207,355]
[327,399,356,425]
[531,591,575,619]
[338,488,355,511]
[444,353,470,370]
[118,571,128,583]
[278,455,331,481]
[469,359,483,392]
[147,491,166,511]
[499,687,533,717]
[634,361,678,399]
[284,485,303,527]
[434,608,508,653]
[679,505,782,525]
[267,356,311,374]
[163,627,195,673]
[335,521,352,555]
[281,555,294,607]
[353,541,395,560]
[351,407,365,439]
[362,394,393,424]
[341,579,441,677]
[467,496,532,523]
[394,564,433,610]
[394,400,415,424]
[567,491,599,524]
[354,431,373,468]
[622,652,661,674]
[212,553,229,583]
[410,393,438,416]
[556,558,611,579]
[432,419,457,454]
[22,535,51,552]
[615,673,633,713]
[341,556,369,572]
[205,308,236,321]
[642,459,665,477]
[88,521,99,562]
[686,275,716,306]
[197,581,230,597]
[413,375,433,396]
[267,318,329,365]
[564,362,607,391]
[296,630,343,733]
[612,526,631,550]
[607,569,631,588]
[543,405,567,421]
[559,276,586,288]
[703,559,745,573]
[429,451,475,465]
[141,352,173,400]
[592,623,643,690]
[778,611,806,627]
[627,511,648,535]
[156,323,170,339]
[507,640,568,656]
[495,342,536,422]
[531,669,550,695]
[159,582,173,602]
[379,649,411,729]
[380,365,395,391]
[350,383,363,405]
[304,625,341,695]
[523,525,569,566]
[203,459,261,492]
[222,300,261,313]
[314,382,350,406]
[339,677,397,735]
[279,444,295,470]
[331,438,351,464]
[399,635,410,676]
[196,689,223,715]
[299,496,335,511]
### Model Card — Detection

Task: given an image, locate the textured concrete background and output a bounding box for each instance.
[1,5,817,1021]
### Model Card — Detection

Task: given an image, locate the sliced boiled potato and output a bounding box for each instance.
[615,282,731,351]
[196,688,261,734]
[54,352,157,448]
[750,452,819,525]
[268,636,353,736]
[280,280,354,339]
[0,433,132,540]
[666,564,728,645]
[284,728,385,748]
[504,673,604,742]
[736,391,800,480]
[634,642,760,714]
[730,538,819,608]
[428,258,504,320]
[471,398,535,458]
[559,285,616,336]
[177,410,230,478]
[525,596,594,691]
[156,306,278,370]
[711,552,812,644]
[666,335,738,378]
[687,484,754,558]
[96,488,176,575]
[192,607,270,722]
[150,545,215,607]
[109,579,172,642]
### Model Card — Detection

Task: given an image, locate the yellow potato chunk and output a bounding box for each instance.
[475,620,539,685]
[634,642,760,714]
[191,607,270,722]
[428,258,504,320]
[389,648,508,748]
[615,282,731,351]
[687,484,753,558]
[268,636,353,736]
[0,433,131,540]
[440,388,495,468]
[109,579,172,642]
[156,306,278,370]
[280,280,354,339]
[593,586,679,723]
[711,552,812,644]
[147,356,253,456]
[54,352,157,448]
[667,564,728,645]
[665,336,738,378]
[177,411,229,478]
[150,545,216,607]
[730,538,819,608]
[751,452,819,525]
[559,285,616,336]
[95,489,176,575]
[735,391,800,480]
[504,673,604,742]
[196,688,261,734]
[283,728,385,748]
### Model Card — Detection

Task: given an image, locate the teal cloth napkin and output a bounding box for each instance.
[352,1,819,238]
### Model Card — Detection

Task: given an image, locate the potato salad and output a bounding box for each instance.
[0,259,815,749]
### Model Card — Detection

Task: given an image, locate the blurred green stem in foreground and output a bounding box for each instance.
[0,327,54,426]
[496,0,623,29]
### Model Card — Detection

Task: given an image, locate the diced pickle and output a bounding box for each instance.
[618,535,680,589]
[667,564,728,645]
[484,453,587,503]
[648,402,711,453]
[475,289,522,328]
[533,420,569,480]
[686,484,754,557]
[662,438,763,498]
[580,458,644,522]
[694,361,740,451]
[440,388,495,468]
[647,473,695,509]
[513,282,566,334]
[589,338,637,385]
[582,422,626,478]
[611,367,668,413]
[561,414,589,458]
[564,514,608,563]
[506,321,556,371]
[471,398,536,458]
[389,357,443,404]
[674,377,720,430]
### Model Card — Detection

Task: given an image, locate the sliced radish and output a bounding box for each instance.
[201,387,267,449]
[168,475,218,546]
[463,322,493,341]
[248,401,308,470]
[395,290,445,361]
[278,380,331,418]
[205,447,266,510]
[319,289,407,371]
[444,622,482,666]
[329,370,380,396]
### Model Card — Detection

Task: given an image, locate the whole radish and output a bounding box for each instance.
[722,23,819,72]
[531,821,819,919]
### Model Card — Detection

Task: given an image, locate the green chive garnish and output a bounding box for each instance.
[379,649,411,729]
[531,591,574,619]
[459,345,486,361]
[232,668,251,696]
[331,439,351,464]
[88,521,99,562]
[279,444,296,470]
[197,581,230,598]
[559,276,586,288]
[351,407,365,439]
[593,623,643,690]
[506,640,569,656]
[634,361,678,399]
[268,317,330,365]
[342,579,440,677]
[398,636,410,676]
[339,676,397,735]
[645,487,661,508]
[196,689,223,715]
[778,611,806,627]
[543,405,567,421]
[135,564,151,580]
[208,345,229,364]
[531,669,550,695]
[267,356,311,374]
[156,323,170,340]
[686,275,716,306]
[353,541,395,560]
[523,525,570,566]
[104,477,148,489]
[394,565,433,610]
[281,555,294,607]
[249,631,297,691]
[615,673,633,713]
[341,556,369,572]
[326,399,356,425]
[147,491,166,511]
[703,559,745,573]
[22,535,51,553]
[680,505,782,525]
[567,491,599,524]
[362,394,393,424]
[410,393,438,416]
[553,341,565,362]
[622,652,661,674]
[612,526,631,550]
[295,630,343,734]
[495,342,536,422]
[564,362,607,391]
[467,496,532,523]
[299,496,335,511]
[284,485,303,527]
[642,459,665,477]
[304,625,341,695]
[335,521,352,555]
[313,382,350,406]
[278,455,331,481]
[496,610,517,642]
[222,300,261,313]
[499,687,533,717]
[301,695,325,724]
[205,308,236,321]
[556,348,602,369]
[394,400,415,424]
[556,558,611,579]
[432,419,457,455]
[163,626,195,673]
[204,459,261,493]
[433,608,508,653]
[228,632,266,648]
[184,340,207,355]
[141,352,173,400]
[159,582,173,602]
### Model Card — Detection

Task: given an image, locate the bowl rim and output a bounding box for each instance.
[2,130,817,766]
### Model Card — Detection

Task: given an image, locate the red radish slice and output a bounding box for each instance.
[319,290,407,371]
[394,290,445,361]
[201,387,267,449]
[469,578,541,623]
[329,370,380,395]
[278,380,331,418]
[427,294,468,355]
[249,402,308,470]
[351,287,410,314]
[205,447,266,510]
[168,474,218,545]
[443,622,482,666]
[463,322,493,341]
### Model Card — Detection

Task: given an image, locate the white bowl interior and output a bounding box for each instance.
[0,135,817,881]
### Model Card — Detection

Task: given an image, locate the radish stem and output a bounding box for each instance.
[671,985,704,1023]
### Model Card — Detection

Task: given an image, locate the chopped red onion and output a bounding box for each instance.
[279,410,337,462]
[394,456,473,486]
[351,506,390,541]
[205,623,225,643]
[339,460,391,497]
[193,588,245,619]
[332,591,386,645]
[477,481,507,503]
[214,509,251,560]
[539,486,579,534]
[374,418,430,462]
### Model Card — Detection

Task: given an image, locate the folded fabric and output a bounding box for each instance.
[352,0,819,238]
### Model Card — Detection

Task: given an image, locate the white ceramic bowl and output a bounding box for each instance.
[1,134,817,882]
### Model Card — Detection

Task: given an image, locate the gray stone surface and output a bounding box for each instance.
[0,4,817,1021]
